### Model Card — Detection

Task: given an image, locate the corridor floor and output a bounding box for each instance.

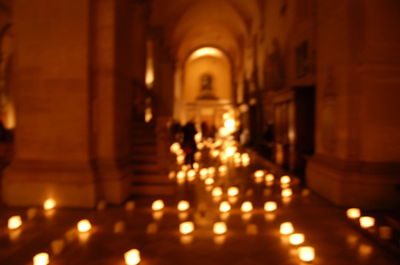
[0,144,399,265]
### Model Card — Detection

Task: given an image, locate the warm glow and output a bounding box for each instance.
[177,155,185,165]
[254,170,265,179]
[219,201,231,213]
[225,146,236,157]
[227,187,239,197]
[212,187,223,197]
[43,199,56,210]
[281,188,293,197]
[211,149,220,158]
[4,102,16,129]
[168,171,175,180]
[77,219,92,233]
[280,175,291,184]
[241,201,253,212]
[218,165,228,175]
[280,222,294,235]
[224,119,236,132]
[33,252,49,265]
[241,153,250,164]
[208,167,216,176]
[195,133,202,143]
[180,221,194,235]
[213,222,227,235]
[187,169,196,181]
[170,142,181,153]
[360,216,375,229]
[199,168,208,179]
[8,216,22,230]
[346,208,361,219]
[177,171,186,181]
[189,47,224,61]
[124,249,141,265]
[298,246,315,262]
[144,107,152,123]
[204,177,214,185]
[152,200,165,211]
[193,162,199,170]
[177,200,190,211]
[265,173,274,182]
[264,201,277,212]
[289,233,305,245]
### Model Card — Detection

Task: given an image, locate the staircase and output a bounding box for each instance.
[130,119,174,196]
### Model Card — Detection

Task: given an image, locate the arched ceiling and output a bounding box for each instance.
[150,0,260,66]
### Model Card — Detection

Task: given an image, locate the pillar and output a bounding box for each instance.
[306,0,400,209]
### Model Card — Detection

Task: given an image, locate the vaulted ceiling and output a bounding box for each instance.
[150,0,262,66]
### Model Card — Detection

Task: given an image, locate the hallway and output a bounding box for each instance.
[0,143,398,265]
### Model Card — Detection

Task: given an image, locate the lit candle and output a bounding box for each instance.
[77,219,92,233]
[8,216,22,230]
[265,173,274,183]
[33,252,49,265]
[187,170,196,181]
[213,222,227,235]
[280,175,291,184]
[227,187,239,197]
[200,168,208,180]
[280,222,294,235]
[241,201,253,212]
[212,187,223,197]
[124,249,141,265]
[177,171,186,181]
[264,201,277,212]
[211,150,220,158]
[281,188,293,197]
[177,200,190,211]
[219,201,231,213]
[218,165,228,175]
[43,199,56,211]
[254,170,265,179]
[359,216,375,229]
[289,233,305,245]
[208,167,216,177]
[205,177,214,185]
[225,146,236,157]
[152,200,165,211]
[298,246,315,262]
[346,208,361,219]
[179,221,194,235]
[193,162,200,170]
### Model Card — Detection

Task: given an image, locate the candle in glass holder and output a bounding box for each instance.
[264,201,277,212]
[212,187,223,197]
[346,208,361,219]
[359,216,375,229]
[219,201,231,213]
[213,222,227,235]
[177,200,190,211]
[187,170,196,181]
[289,233,305,245]
[77,219,92,233]
[200,168,208,180]
[124,249,141,265]
[298,246,315,262]
[152,200,165,211]
[241,201,253,212]
[280,222,294,235]
[179,221,194,235]
[8,216,22,230]
[254,170,265,179]
[33,252,49,265]
[280,175,291,185]
[227,187,239,197]
[281,188,293,197]
[205,177,214,185]
[43,199,56,211]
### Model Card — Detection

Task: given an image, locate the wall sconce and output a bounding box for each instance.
[33,252,49,265]
[124,249,141,265]
[8,216,22,230]
[241,201,253,212]
[180,221,194,235]
[298,246,315,262]
[77,219,92,233]
[264,201,277,212]
[152,200,165,211]
[346,208,361,219]
[280,222,294,235]
[289,233,305,245]
[213,222,227,235]
[43,199,56,211]
[359,216,375,229]
[219,201,231,213]
[177,200,190,211]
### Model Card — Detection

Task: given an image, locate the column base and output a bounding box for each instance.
[306,155,400,209]
[2,160,97,208]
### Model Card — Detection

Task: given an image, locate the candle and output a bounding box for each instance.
[177,200,190,211]
[280,175,291,184]
[152,200,165,211]
[241,201,253,212]
[33,252,49,265]
[359,216,375,229]
[264,201,277,212]
[179,221,194,235]
[218,165,228,175]
[43,199,56,211]
[213,222,227,235]
[281,188,293,197]
[187,170,196,181]
[124,249,141,265]
[200,168,208,179]
[8,216,22,230]
[289,233,305,245]
[298,246,315,262]
[193,162,200,170]
[212,187,223,197]
[205,177,214,185]
[280,222,294,235]
[77,219,92,233]
[346,208,361,219]
[219,201,231,213]
[170,142,180,153]
[227,187,239,197]
[254,170,265,179]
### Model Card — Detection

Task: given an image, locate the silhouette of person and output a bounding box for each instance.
[181,121,197,167]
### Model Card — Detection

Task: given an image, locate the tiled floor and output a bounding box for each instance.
[0,147,399,265]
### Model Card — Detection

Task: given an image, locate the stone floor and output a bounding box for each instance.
[0,146,399,265]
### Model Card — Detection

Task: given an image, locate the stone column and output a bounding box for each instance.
[2,0,96,207]
[306,0,400,209]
